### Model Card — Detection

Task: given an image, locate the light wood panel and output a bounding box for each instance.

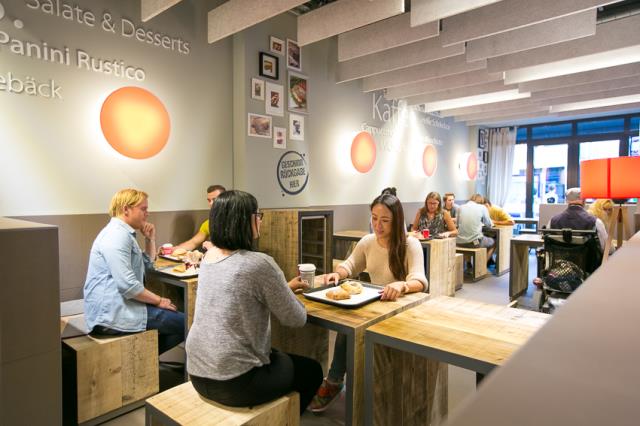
[466,111,556,126]
[517,62,640,92]
[297,0,404,47]
[404,80,514,106]
[439,97,539,117]
[530,75,640,100]
[141,0,183,22]
[556,101,640,116]
[494,225,513,276]
[509,234,543,300]
[207,0,307,44]
[456,247,488,281]
[455,105,550,122]
[385,69,503,100]
[146,382,299,425]
[422,237,457,297]
[338,13,438,62]
[411,0,503,26]
[455,253,464,291]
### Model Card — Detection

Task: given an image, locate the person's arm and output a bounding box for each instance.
[260,258,307,328]
[324,236,369,285]
[141,222,157,261]
[481,206,493,227]
[441,211,458,237]
[595,218,608,253]
[493,208,515,226]
[381,238,427,300]
[176,231,207,251]
[133,288,176,311]
[411,210,421,232]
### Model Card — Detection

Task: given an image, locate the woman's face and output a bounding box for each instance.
[603,203,614,217]
[426,197,439,213]
[371,203,393,240]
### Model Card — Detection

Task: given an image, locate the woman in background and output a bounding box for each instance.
[186,190,322,414]
[588,199,615,228]
[411,191,457,237]
[309,193,428,412]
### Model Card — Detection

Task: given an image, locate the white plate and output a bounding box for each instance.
[303,284,382,308]
[156,264,199,278]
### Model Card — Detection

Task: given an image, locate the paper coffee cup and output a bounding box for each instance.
[422,229,430,238]
[298,263,316,288]
[161,243,174,255]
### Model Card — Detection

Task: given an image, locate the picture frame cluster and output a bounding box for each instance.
[249,36,308,150]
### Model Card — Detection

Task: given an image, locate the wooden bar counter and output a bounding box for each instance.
[272,280,429,426]
[364,296,549,425]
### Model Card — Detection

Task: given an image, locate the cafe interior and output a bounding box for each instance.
[2,0,640,425]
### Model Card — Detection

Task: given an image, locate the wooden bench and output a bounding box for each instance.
[62,330,159,424]
[145,382,299,425]
[456,247,488,282]
[454,253,464,291]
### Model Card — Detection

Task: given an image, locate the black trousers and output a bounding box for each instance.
[191,350,323,415]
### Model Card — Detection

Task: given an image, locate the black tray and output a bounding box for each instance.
[302,280,383,308]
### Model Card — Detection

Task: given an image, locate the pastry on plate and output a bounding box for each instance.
[326,288,350,300]
[340,281,363,295]
[172,264,186,273]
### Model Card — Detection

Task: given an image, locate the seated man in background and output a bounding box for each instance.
[456,194,495,265]
[176,184,226,251]
[84,188,185,355]
[443,192,459,225]
[484,198,515,226]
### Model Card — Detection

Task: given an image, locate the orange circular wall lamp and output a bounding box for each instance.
[100,86,170,159]
[350,131,376,173]
[459,152,478,181]
[422,144,437,177]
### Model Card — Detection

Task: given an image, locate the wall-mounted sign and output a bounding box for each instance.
[277,151,308,195]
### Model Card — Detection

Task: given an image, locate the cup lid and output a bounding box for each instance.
[298,263,316,271]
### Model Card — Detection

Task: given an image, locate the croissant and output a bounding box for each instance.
[340,281,363,295]
[326,288,351,300]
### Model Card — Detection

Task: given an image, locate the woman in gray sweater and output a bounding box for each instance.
[186,190,322,414]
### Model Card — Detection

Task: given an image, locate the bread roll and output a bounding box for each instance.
[326,288,351,300]
[340,281,363,295]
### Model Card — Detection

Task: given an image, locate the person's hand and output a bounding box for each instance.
[380,281,405,301]
[202,241,213,251]
[157,297,176,311]
[323,272,341,286]
[142,222,156,241]
[288,276,309,293]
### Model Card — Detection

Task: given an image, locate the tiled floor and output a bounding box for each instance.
[103,254,539,425]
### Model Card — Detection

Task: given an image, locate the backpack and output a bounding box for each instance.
[542,259,585,293]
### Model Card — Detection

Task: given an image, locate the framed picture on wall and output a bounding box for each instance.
[251,78,265,100]
[287,39,301,71]
[248,113,272,138]
[288,72,308,114]
[289,113,304,141]
[259,52,279,80]
[273,126,286,149]
[265,82,284,116]
[270,36,285,56]
[483,151,489,163]
[478,129,488,149]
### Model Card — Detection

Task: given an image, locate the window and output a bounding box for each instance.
[630,136,639,156]
[577,118,624,135]
[533,144,567,214]
[504,144,527,218]
[516,127,527,142]
[531,123,572,139]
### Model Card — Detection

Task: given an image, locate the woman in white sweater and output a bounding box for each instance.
[309,193,428,412]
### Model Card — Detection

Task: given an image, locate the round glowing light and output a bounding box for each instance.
[466,153,478,180]
[350,131,376,173]
[100,86,170,159]
[422,144,438,176]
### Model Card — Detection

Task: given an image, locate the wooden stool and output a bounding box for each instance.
[62,330,159,424]
[454,253,464,291]
[145,382,300,425]
[455,247,488,282]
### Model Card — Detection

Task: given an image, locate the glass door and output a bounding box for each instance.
[533,144,568,217]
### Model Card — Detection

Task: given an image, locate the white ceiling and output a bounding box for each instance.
[143,0,640,127]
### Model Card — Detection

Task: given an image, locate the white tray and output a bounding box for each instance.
[303,282,382,308]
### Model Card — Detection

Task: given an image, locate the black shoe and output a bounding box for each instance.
[487,258,496,267]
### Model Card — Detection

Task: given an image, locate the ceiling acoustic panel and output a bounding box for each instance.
[338,13,438,62]
[466,10,596,62]
[404,80,515,106]
[141,0,183,22]
[297,0,404,47]
[336,38,464,83]
[440,0,615,46]
[517,63,640,92]
[454,105,552,122]
[530,75,640,101]
[556,102,640,116]
[362,55,486,92]
[466,111,558,126]
[385,70,503,100]
[208,0,307,44]
[411,0,504,27]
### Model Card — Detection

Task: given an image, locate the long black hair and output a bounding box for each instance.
[209,190,258,251]
[370,193,407,281]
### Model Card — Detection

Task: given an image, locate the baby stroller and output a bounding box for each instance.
[535,228,602,313]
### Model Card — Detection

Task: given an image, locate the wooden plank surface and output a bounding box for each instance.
[508,234,543,300]
[494,225,513,275]
[368,297,549,367]
[422,237,456,296]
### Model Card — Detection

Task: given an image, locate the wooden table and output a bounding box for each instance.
[418,236,457,296]
[272,282,429,426]
[509,234,543,300]
[364,296,550,426]
[493,225,513,276]
[333,230,368,260]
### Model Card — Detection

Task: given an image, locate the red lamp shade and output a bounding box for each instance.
[581,157,640,199]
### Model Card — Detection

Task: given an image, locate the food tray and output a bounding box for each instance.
[156,264,199,278]
[159,254,185,262]
[302,281,382,308]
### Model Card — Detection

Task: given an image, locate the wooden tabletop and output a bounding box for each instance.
[367,296,549,368]
[511,233,543,244]
[334,230,368,239]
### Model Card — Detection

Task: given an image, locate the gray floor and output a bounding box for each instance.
[103,254,539,426]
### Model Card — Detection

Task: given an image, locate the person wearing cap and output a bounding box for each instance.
[176,184,226,251]
[548,187,608,252]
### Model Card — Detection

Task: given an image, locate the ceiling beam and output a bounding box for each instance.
[439,0,615,46]
[338,13,438,62]
[297,0,403,47]
[517,63,640,92]
[556,102,640,116]
[336,38,463,83]
[404,80,515,105]
[466,111,557,126]
[419,89,530,110]
[455,105,552,122]
[385,70,503,100]
[487,14,640,73]
[141,0,183,22]
[362,56,486,92]
[208,0,307,44]
[439,98,542,117]
[550,93,640,113]
[544,86,640,107]
[466,10,596,62]
[411,0,503,26]
[530,75,640,101]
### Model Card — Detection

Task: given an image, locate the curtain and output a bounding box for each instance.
[486,127,516,206]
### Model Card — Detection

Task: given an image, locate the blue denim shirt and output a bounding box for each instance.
[84,218,153,332]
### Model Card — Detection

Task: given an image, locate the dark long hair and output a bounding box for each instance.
[371,194,407,281]
[418,191,442,217]
[209,190,258,251]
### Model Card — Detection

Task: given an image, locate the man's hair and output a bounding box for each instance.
[444,192,455,199]
[207,184,226,194]
[109,189,148,217]
[484,197,492,206]
[470,193,485,204]
[210,190,257,251]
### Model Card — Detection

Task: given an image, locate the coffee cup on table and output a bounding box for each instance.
[422,229,430,239]
[298,263,316,290]
[161,243,174,255]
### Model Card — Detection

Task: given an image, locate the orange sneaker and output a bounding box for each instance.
[308,378,344,413]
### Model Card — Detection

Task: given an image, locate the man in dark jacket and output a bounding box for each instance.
[549,187,607,252]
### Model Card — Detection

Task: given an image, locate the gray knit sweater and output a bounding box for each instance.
[186,250,306,380]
